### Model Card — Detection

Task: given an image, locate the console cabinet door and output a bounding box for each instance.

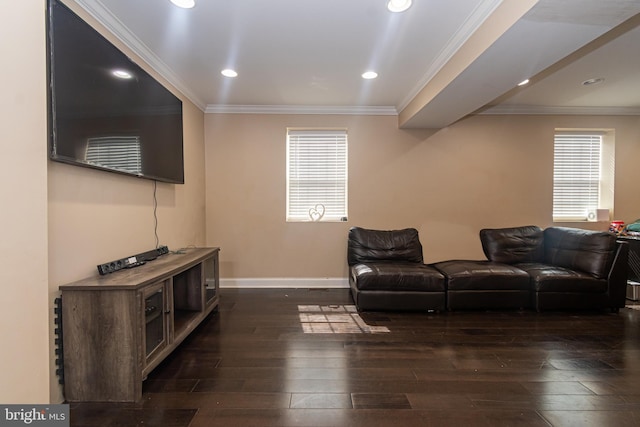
[205,254,220,307]
[142,280,170,365]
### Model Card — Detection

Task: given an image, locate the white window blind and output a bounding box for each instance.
[553,133,602,220]
[85,136,142,174]
[287,129,348,222]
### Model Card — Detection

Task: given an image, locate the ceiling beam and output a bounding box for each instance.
[398,0,538,128]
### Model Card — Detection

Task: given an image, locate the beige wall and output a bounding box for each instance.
[0,0,50,404]
[3,0,640,405]
[46,2,207,403]
[0,1,206,403]
[48,106,206,286]
[205,113,640,280]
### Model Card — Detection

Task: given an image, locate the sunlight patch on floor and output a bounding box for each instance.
[298,305,390,334]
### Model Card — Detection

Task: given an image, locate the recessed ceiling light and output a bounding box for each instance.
[387,0,412,13]
[362,71,378,79]
[221,69,238,78]
[517,79,530,86]
[582,77,605,86]
[112,69,133,79]
[169,0,195,9]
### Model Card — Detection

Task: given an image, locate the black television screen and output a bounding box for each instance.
[47,0,184,184]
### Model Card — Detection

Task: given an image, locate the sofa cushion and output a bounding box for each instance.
[350,262,445,292]
[543,227,616,279]
[517,262,608,293]
[433,260,530,291]
[348,227,423,266]
[480,225,544,264]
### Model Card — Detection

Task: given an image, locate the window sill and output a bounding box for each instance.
[286,218,348,223]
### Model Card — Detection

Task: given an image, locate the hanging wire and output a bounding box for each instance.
[153,180,160,248]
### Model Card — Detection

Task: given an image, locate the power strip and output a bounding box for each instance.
[97,245,169,275]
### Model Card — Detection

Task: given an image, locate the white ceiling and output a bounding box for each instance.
[72,0,640,128]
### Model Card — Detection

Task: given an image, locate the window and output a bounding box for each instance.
[85,136,142,174]
[553,131,614,222]
[286,129,348,222]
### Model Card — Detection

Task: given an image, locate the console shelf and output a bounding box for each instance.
[59,247,220,402]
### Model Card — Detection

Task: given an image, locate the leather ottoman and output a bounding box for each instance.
[433,260,531,310]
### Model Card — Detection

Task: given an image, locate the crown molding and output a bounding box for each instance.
[479,104,640,116]
[205,104,398,115]
[73,0,207,111]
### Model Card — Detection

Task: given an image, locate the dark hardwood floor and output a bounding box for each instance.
[69,288,640,426]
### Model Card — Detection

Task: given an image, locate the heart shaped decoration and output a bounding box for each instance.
[308,204,325,221]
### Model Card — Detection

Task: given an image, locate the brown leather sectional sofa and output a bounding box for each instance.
[347,225,628,312]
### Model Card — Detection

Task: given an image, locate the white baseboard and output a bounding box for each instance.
[220,277,349,289]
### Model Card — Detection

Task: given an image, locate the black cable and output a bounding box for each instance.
[153,180,159,248]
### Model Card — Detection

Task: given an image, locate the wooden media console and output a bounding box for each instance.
[59,247,220,402]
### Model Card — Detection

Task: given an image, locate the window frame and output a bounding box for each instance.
[552,130,614,222]
[286,128,348,223]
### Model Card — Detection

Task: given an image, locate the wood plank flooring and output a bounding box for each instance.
[69,288,640,426]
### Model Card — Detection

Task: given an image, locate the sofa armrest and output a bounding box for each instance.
[607,241,629,309]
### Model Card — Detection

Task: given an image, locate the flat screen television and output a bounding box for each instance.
[47,0,184,184]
